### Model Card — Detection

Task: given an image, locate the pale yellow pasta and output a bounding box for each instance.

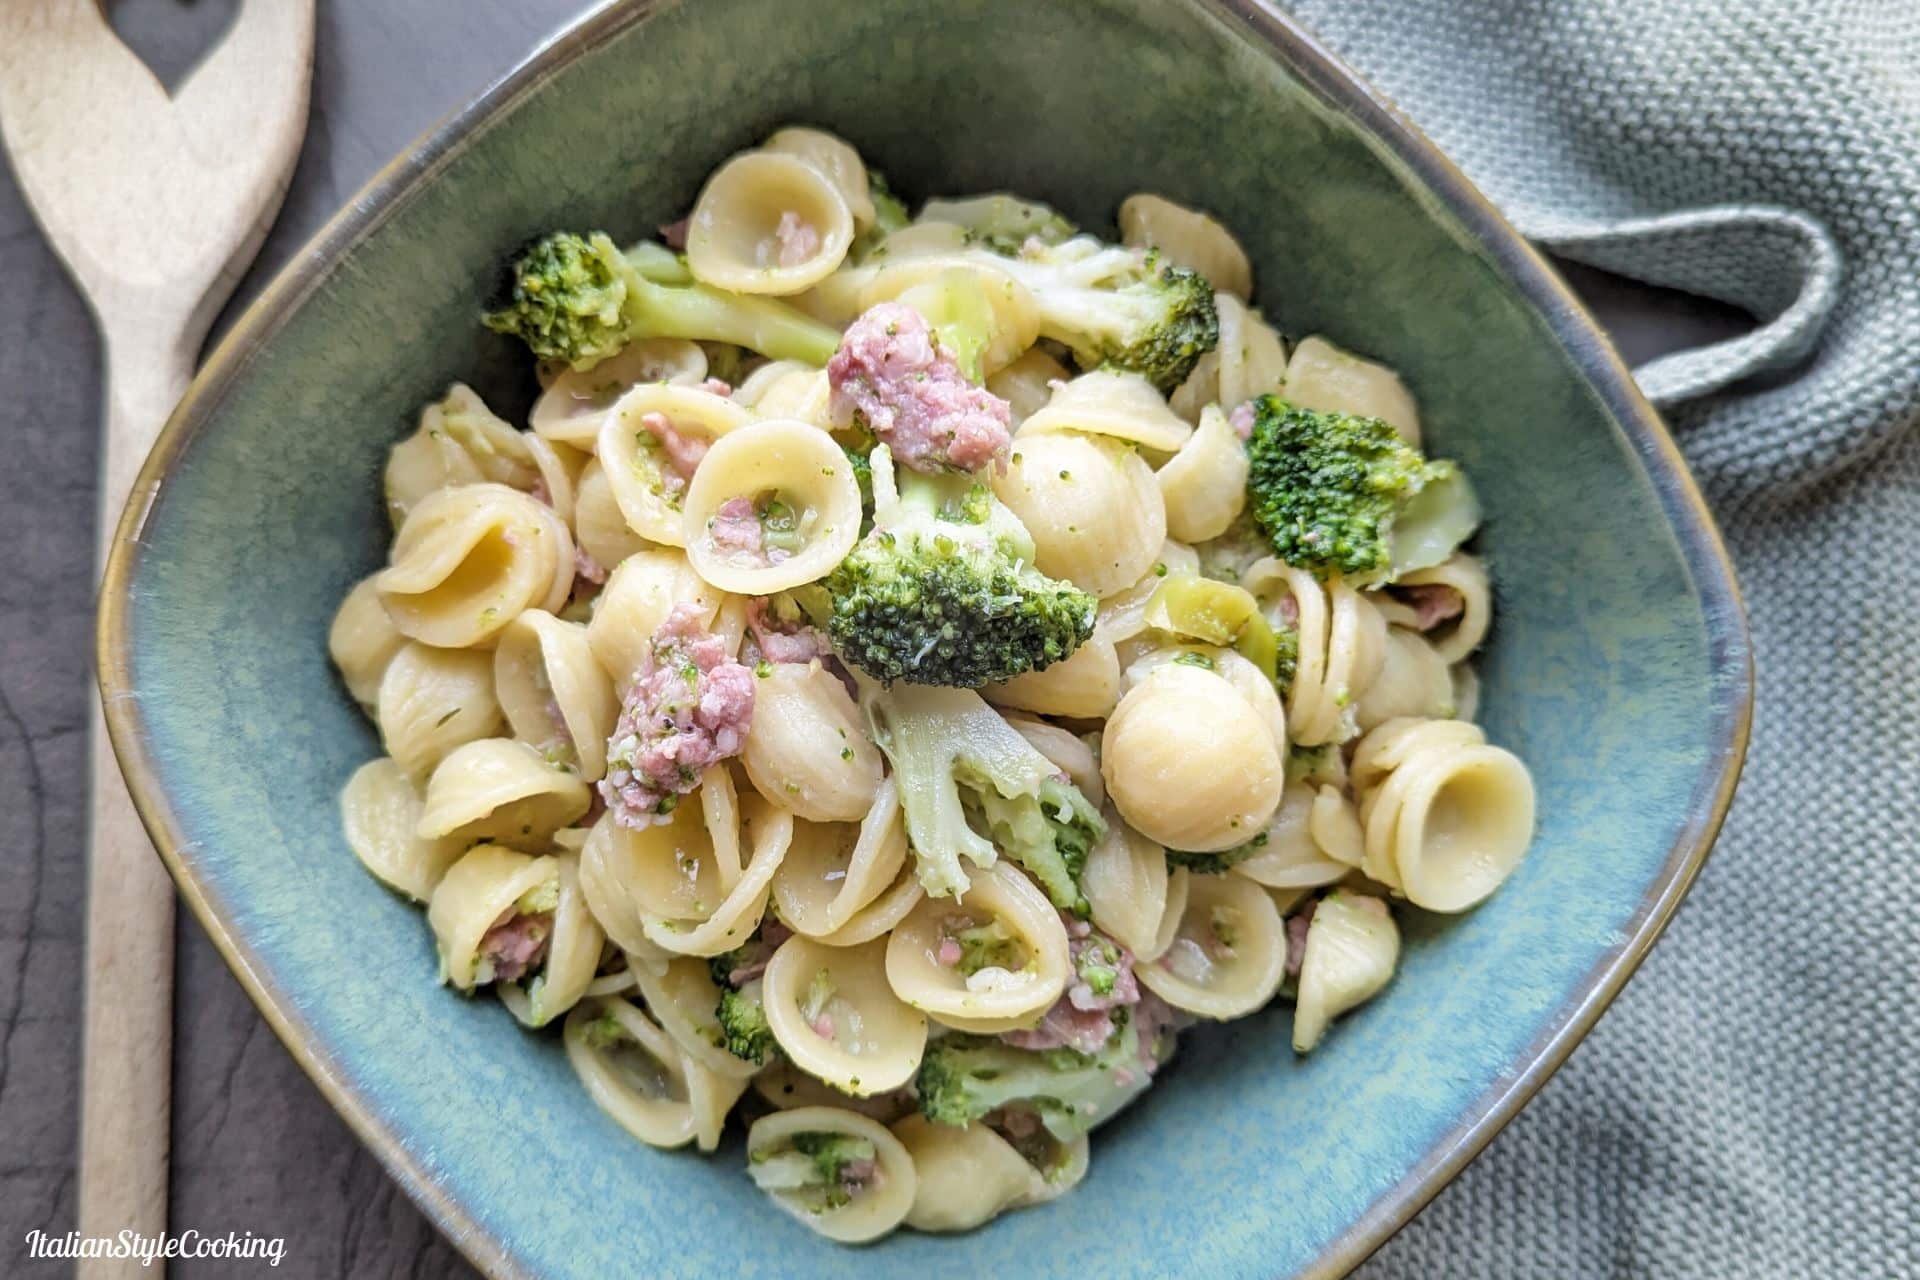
[732,359,816,410]
[1156,404,1249,543]
[884,861,1071,1033]
[565,996,744,1151]
[1118,192,1253,299]
[634,956,762,1081]
[1014,1130,1092,1207]
[999,715,1103,806]
[497,853,604,1028]
[1230,782,1353,889]
[1079,806,1170,958]
[571,459,652,576]
[1102,663,1282,852]
[746,1108,916,1243]
[1243,557,1386,747]
[772,779,909,938]
[1093,540,1201,648]
[375,483,572,649]
[892,1114,1039,1233]
[1213,292,1290,408]
[1285,335,1421,446]
[995,430,1166,597]
[1148,867,1193,963]
[858,257,1041,376]
[752,1059,916,1123]
[1352,717,1535,912]
[426,844,558,990]
[384,383,540,527]
[982,630,1120,720]
[687,151,854,295]
[329,576,405,708]
[643,792,791,956]
[1451,663,1482,723]
[339,758,465,901]
[525,435,588,527]
[1354,627,1455,731]
[585,548,724,689]
[762,126,877,229]
[1349,716,1485,799]
[415,738,591,851]
[742,660,883,821]
[808,859,926,949]
[375,642,503,779]
[1387,552,1493,664]
[1120,644,1288,755]
[793,223,979,327]
[1168,347,1220,424]
[681,419,862,594]
[1291,890,1401,1052]
[598,384,754,546]
[1137,869,1288,1019]
[986,348,1072,427]
[493,609,618,780]
[531,339,711,446]
[763,936,927,1095]
[577,772,741,955]
[1020,369,1192,453]
[746,366,833,427]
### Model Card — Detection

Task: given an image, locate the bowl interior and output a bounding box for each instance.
[106,0,1747,1276]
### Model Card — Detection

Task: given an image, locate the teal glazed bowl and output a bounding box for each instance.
[98,0,1752,1276]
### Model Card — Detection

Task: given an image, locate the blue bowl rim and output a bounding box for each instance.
[95,1,1755,1275]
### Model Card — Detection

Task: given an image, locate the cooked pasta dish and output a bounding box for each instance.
[329,126,1535,1242]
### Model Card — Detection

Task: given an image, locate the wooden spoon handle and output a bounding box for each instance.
[78,342,192,1279]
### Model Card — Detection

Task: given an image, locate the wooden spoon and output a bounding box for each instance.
[0,3,313,1271]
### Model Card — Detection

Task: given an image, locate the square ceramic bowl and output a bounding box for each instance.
[97,0,1751,1275]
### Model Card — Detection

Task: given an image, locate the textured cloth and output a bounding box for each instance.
[1278,3,1920,1276]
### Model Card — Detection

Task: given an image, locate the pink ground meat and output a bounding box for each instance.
[1229,401,1256,440]
[1285,901,1317,979]
[640,412,710,492]
[724,919,794,986]
[1399,582,1465,630]
[598,603,756,829]
[659,217,689,250]
[772,210,821,267]
[1000,923,1141,1057]
[827,302,1011,475]
[745,596,833,666]
[707,495,792,568]
[478,910,552,984]
[573,545,608,585]
[697,376,733,398]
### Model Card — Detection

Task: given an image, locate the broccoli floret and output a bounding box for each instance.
[823,447,1094,688]
[1165,830,1269,875]
[485,231,842,370]
[1244,397,1481,584]
[983,237,1218,393]
[849,171,912,263]
[861,680,1104,905]
[947,918,1026,976]
[716,979,776,1066]
[921,194,1079,256]
[915,1018,1154,1142]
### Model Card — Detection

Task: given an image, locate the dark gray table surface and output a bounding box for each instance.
[0,2,1747,1276]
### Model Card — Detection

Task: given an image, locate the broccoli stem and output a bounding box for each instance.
[624,273,842,366]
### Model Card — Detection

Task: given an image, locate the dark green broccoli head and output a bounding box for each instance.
[1246,397,1480,583]
[484,231,633,369]
[715,983,776,1066]
[824,467,1094,688]
[1075,261,1219,394]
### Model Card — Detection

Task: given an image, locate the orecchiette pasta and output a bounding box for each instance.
[885,860,1071,1033]
[763,935,927,1095]
[1102,663,1283,852]
[415,738,591,851]
[375,641,504,779]
[1284,335,1422,446]
[1291,890,1401,1052]
[330,136,1538,1244]
[687,151,855,295]
[493,609,618,780]
[746,1107,917,1242]
[1156,404,1249,543]
[531,339,710,446]
[995,430,1166,597]
[1118,193,1253,299]
[599,383,754,547]
[681,419,863,594]
[1136,869,1289,1019]
[375,483,572,648]
[329,576,405,708]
